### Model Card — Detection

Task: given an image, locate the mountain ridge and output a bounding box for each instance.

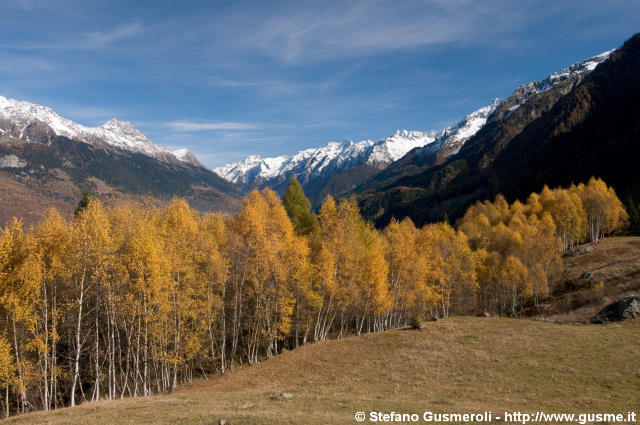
[213,129,441,185]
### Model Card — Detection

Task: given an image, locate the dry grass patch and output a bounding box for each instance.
[8,317,640,425]
[549,237,640,321]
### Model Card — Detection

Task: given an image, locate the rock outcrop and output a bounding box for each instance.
[592,296,640,322]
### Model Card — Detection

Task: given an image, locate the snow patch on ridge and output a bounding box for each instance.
[429,99,502,157]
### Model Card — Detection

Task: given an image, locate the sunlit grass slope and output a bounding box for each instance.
[9,317,640,425]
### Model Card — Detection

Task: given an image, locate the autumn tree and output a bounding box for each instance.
[383,218,430,327]
[312,196,340,341]
[460,190,563,315]
[421,223,476,318]
[317,197,390,335]
[0,336,15,418]
[197,213,229,372]
[233,189,306,362]
[32,208,70,409]
[161,199,201,389]
[573,177,628,242]
[0,218,43,414]
[67,198,112,406]
[536,186,586,253]
[500,256,529,316]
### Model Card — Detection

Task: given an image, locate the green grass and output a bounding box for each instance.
[8,317,640,424]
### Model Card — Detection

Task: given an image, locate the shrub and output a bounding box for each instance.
[410,317,421,329]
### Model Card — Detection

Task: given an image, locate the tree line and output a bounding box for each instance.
[0,176,628,416]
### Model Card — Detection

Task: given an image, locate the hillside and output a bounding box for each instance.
[0,135,242,225]
[7,317,639,425]
[547,237,640,322]
[357,34,640,227]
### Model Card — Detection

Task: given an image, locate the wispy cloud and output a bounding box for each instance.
[165,121,258,131]
[214,0,486,63]
[210,78,308,97]
[0,21,144,51]
[86,21,144,47]
[14,0,73,11]
[199,0,574,64]
[0,55,57,74]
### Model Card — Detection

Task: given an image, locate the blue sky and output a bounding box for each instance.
[1,0,639,168]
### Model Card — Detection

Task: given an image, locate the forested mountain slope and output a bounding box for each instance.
[358,34,640,227]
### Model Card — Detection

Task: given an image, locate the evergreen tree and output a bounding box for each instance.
[282,177,319,236]
[74,188,92,217]
[625,196,640,235]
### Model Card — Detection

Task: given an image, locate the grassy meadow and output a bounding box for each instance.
[8,317,639,424]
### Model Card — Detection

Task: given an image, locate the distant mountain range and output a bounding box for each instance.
[214,129,439,186]
[213,49,612,206]
[0,97,240,224]
[1,33,635,228]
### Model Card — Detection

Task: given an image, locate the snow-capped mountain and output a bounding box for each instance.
[215,48,613,194]
[502,50,613,117]
[0,96,241,223]
[213,101,499,190]
[214,130,440,188]
[0,96,199,166]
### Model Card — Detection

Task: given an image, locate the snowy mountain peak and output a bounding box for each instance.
[102,118,139,133]
[95,117,159,152]
[172,148,189,159]
[392,129,432,139]
[245,154,265,162]
[0,95,84,139]
[507,49,613,115]
[545,49,614,85]
[0,96,200,166]
[367,130,439,165]
[172,148,202,166]
[439,99,501,151]
[214,129,441,186]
